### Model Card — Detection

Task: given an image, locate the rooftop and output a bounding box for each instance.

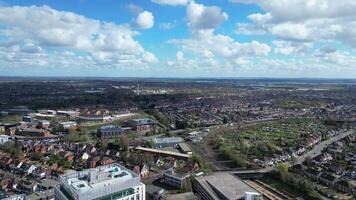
[154,137,184,144]
[59,163,141,200]
[128,118,155,125]
[98,124,123,131]
[194,172,257,200]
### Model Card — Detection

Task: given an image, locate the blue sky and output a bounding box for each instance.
[0,0,355,78]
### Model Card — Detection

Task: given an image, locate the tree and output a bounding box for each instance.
[30,152,44,161]
[307,190,322,200]
[119,135,129,151]
[223,117,228,124]
[277,163,289,182]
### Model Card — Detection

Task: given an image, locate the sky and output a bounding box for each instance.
[0,0,356,78]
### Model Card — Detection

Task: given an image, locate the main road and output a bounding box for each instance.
[232,130,354,174]
[287,130,354,166]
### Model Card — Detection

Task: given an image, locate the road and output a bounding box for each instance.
[232,130,354,174]
[287,130,354,166]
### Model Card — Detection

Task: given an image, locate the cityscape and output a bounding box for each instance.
[0,0,356,200]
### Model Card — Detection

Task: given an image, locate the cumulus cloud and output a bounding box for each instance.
[273,40,313,55]
[0,5,158,70]
[169,30,270,59]
[176,51,184,61]
[232,0,356,48]
[187,1,228,30]
[135,11,154,29]
[151,0,188,6]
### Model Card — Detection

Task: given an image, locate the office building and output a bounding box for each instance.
[54,163,145,200]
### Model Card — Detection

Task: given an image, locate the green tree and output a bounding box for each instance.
[277,163,289,182]
[119,135,129,151]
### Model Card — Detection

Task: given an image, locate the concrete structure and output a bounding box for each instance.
[27,189,54,200]
[164,192,198,200]
[162,168,190,189]
[153,137,184,148]
[135,147,192,159]
[54,163,145,200]
[97,125,128,139]
[192,172,259,200]
[244,192,263,200]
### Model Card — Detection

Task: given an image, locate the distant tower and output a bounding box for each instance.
[137,83,140,96]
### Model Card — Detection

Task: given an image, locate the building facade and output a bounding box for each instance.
[97,125,127,139]
[54,163,145,200]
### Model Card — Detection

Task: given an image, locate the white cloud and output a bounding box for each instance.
[176,51,184,61]
[231,0,356,48]
[273,40,313,55]
[143,52,158,63]
[127,4,143,14]
[159,22,176,30]
[135,11,154,29]
[169,30,270,59]
[187,1,228,30]
[0,5,158,70]
[151,0,188,6]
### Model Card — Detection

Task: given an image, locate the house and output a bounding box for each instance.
[32,167,49,179]
[319,173,337,187]
[80,152,90,160]
[5,126,17,136]
[133,164,150,178]
[304,167,321,181]
[87,156,100,168]
[124,118,157,133]
[97,125,127,139]
[334,179,356,194]
[140,164,150,178]
[98,157,113,166]
[58,151,74,161]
